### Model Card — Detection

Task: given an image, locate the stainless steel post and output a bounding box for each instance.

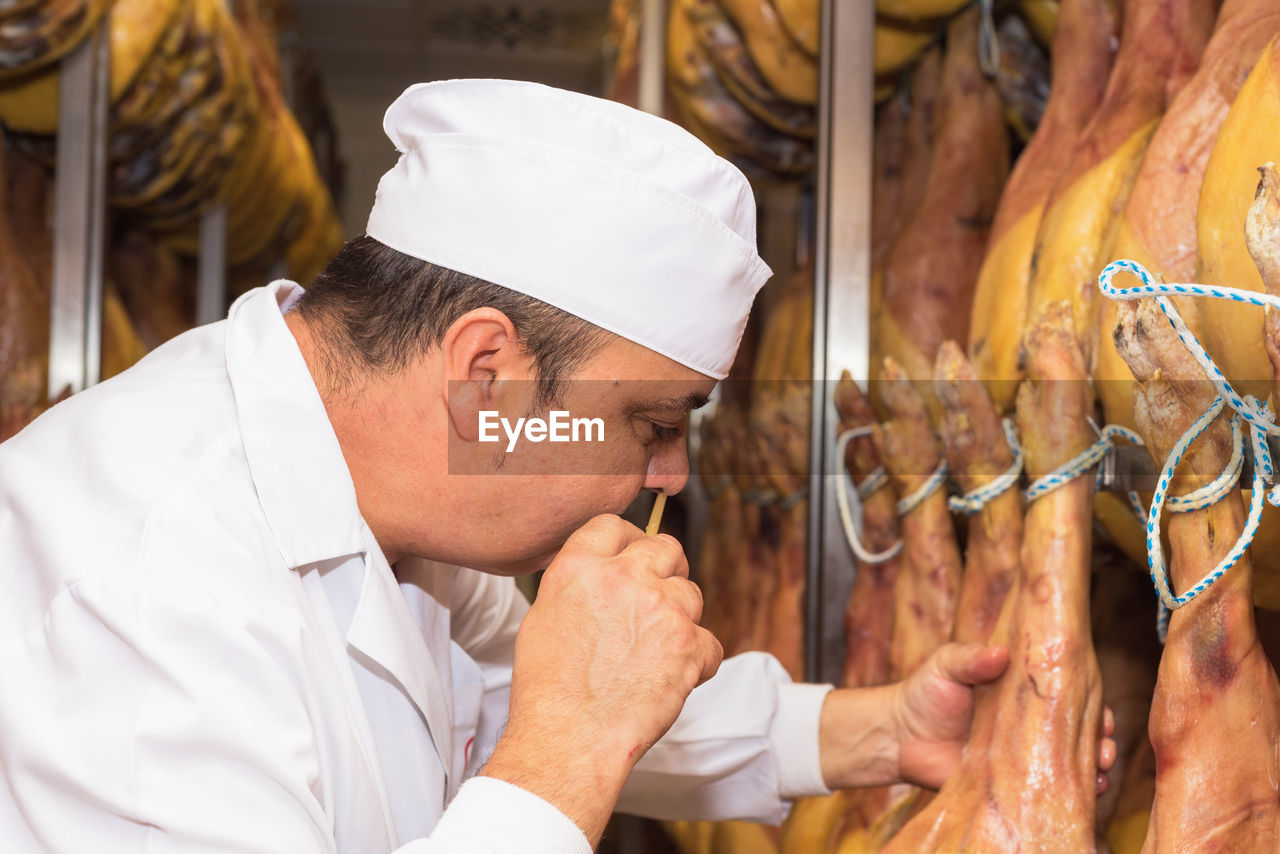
[196,206,229,326]
[806,0,875,685]
[637,0,666,117]
[49,19,110,396]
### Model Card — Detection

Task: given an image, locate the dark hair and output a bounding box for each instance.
[295,236,609,405]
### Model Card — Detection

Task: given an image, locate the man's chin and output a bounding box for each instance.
[474,547,562,578]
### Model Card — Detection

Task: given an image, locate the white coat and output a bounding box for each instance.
[0,282,833,853]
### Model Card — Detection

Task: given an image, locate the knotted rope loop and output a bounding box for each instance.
[896,457,949,517]
[1024,423,1141,502]
[947,418,1024,515]
[1098,260,1280,612]
[834,427,903,565]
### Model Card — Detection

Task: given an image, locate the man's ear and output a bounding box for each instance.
[441,308,523,442]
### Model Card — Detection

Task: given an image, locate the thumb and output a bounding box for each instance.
[932,643,1010,686]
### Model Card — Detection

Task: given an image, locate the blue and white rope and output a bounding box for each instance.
[948,418,1024,515]
[897,457,950,517]
[834,426,903,565]
[858,468,890,500]
[1024,424,1143,503]
[1098,259,1280,612]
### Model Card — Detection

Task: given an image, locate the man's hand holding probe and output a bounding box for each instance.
[481,515,723,846]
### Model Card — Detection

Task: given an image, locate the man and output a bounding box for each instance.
[0,80,1110,852]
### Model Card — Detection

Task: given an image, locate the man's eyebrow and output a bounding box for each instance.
[639,392,711,416]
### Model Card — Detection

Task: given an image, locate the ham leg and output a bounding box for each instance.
[872,358,961,678]
[935,341,1021,646]
[884,302,1104,852]
[1112,295,1280,851]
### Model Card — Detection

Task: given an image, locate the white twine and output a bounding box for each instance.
[834,426,903,565]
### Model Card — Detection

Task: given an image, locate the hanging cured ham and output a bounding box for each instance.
[872,358,961,678]
[934,342,1020,646]
[874,7,1008,407]
[883,303,1105,852]
[1021,0,1216,370]
[1112,287,1280,850]
[968,0,1118,411]
[1096,0,1280,431]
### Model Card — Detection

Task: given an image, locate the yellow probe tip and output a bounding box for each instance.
[645,492,667,537]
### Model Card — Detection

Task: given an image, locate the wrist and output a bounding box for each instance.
[481,713,636,846]
[817,684,902,789]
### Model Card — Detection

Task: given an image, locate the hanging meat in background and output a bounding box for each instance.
[0,0,344,291]
[778,374,908,854]
[0,137,154,441]
[835,374,902,691]
[1183,27,1280,612]
[751,265,814,681]
[871,48,940,337]
[0,0,182,138]
[884,303,1105,853]
[989,14,1051,145]
[1018,0,1061,45]
[1112,292,1280,850]
[968,0,1119,412]
[108,232,193,351]
[0,0,109,78]
[1197,32,1280,397]
[873,359,960,678]
[1096,0,1280,434]
[1091,553,1162,850]
[873,6,1009,410]
[717,0,817,105]
[0,140,51,441]
[1022,0,1217,368]
[688,0,816,140]
[934,342,1020,647]
[667,0,813,179]
[663,261,814,854]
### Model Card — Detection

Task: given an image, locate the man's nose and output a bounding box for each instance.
[644,444,690,496]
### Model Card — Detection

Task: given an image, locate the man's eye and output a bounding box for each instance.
[653,423,684,441]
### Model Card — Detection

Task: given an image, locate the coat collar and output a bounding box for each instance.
[224,282,455,787]
[224,281,366,569]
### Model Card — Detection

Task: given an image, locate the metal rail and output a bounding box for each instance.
[49,19,109,397]
[806,0,875,685]
[196,206,229,325]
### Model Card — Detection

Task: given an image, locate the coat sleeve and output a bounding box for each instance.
[618,651,835,825]
[443,571,835,825]
[447,568,528,777]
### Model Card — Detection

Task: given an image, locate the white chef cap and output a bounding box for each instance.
[365,79,772,379]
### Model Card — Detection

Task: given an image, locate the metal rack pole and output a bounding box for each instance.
[196,206,228,325]
[806,0,875,685]
[637,0,666,116]
[49,18,109,397]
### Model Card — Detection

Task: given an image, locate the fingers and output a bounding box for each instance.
[693,626,724,686]
[664,576,705,624]
[1099,735,1117,774]
[622,533,690,579]
[1097,706,1117,793]
[564,514,645,557]
[932,643,1010,686]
